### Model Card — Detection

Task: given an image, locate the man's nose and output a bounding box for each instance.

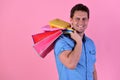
[78,20,84,26]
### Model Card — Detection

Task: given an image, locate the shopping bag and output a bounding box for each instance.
[41,25,60,31]
[49,18,73,30]
[32,30,62,58]
[32,25,62,44]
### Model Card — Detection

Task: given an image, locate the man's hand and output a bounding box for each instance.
[70,30,82,43]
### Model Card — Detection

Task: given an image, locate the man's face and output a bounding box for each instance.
[70,10,89,33]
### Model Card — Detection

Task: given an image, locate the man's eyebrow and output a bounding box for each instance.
[76,17,80,19]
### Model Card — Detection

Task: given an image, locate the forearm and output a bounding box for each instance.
[59,31,83,69]
[67,42,82,68]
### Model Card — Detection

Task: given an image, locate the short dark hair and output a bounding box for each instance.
[70,3,89,19]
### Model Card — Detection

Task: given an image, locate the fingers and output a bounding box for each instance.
[70,30,76,35]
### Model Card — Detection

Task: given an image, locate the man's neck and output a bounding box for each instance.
[78,32,84,39]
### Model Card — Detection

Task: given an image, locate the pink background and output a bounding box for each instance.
[0,0,120,80]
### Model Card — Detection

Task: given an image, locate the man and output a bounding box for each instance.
[54,3,97,80]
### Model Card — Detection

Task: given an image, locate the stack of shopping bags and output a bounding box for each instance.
[32,18,73,58]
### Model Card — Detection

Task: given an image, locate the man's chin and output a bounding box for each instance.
[76,30,84,34]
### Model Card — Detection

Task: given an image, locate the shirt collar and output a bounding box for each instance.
[82,34,86,42]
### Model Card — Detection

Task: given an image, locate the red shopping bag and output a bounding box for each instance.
[32,30,62,58]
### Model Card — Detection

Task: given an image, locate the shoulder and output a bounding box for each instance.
[55,34,74,46]
[85,36,95,44]
[54,34,74,55]
[85,36,96,49]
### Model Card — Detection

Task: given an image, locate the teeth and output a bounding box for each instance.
[76,24,83,27]
[79,26,82,27]
[77,25,83,27]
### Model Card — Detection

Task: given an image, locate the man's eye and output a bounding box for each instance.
[77,18,80,20]
[83,18,88,21]
[75,18,80,21]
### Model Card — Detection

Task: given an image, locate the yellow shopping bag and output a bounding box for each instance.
[49,18,73,30]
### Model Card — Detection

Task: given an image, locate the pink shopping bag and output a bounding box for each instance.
[32,30,62,58]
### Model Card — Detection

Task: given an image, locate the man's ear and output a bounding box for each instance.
[70,18,74,25]
[70,18,73,23]
[70,18,73,28]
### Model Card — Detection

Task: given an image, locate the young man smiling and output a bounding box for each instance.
[54,3,97,80]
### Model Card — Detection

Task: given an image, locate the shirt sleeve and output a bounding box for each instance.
[54,39,73,56]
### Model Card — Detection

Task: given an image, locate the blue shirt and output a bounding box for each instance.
[54,34,96,80]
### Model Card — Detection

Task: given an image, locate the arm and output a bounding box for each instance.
[93,65,97,80]
[59,31,83,69]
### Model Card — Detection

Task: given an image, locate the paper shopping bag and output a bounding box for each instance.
[49,18,73,30]
[32,29,62,44]
[41,25,60,31]
[32,30,62,58]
